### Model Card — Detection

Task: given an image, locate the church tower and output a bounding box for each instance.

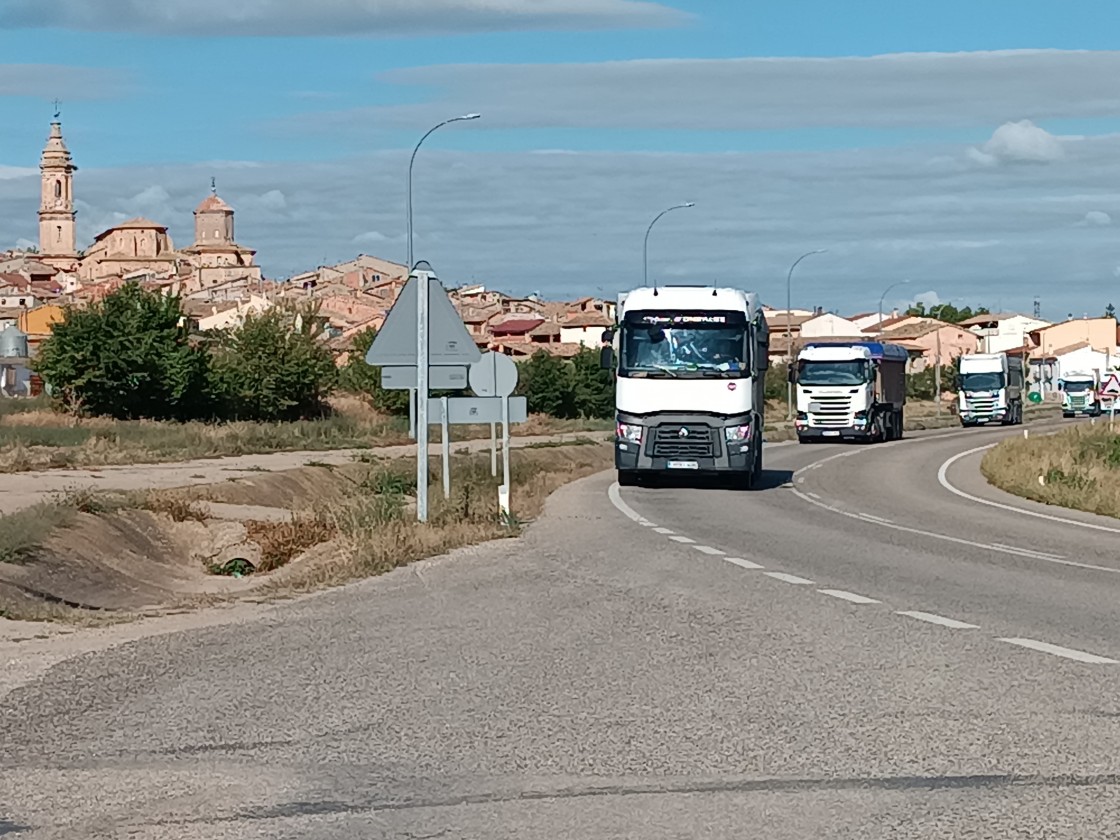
[38,117,78,266]
[193,178,235,247]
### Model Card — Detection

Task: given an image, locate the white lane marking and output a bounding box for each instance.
[668,535,696,544]
[937,445,1120,535]
[765,572,815,585]
[807,492,821,500]
[796,477,805,485]
[639,521,658,527]
[990,543,1064,561]
[999,638,1118,665]
[608,482,643,523]
[791,487,1120,576]
[819,589,880,605]
[725,557,765,570]
[897,611,980,630]
[654,527,676,535]
[859,513,893,524]
[693,545,725,556]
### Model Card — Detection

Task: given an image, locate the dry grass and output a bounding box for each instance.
[981,424,1120,518]
[0,393,612,474]
[263,441,612,593]
[141,493,208,522]
[245,517,337,573]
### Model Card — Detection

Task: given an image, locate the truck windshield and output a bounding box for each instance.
[1063,380,1093,393]
[960,372,1004,391]
[797,360,869,386]
[619,311,749,378]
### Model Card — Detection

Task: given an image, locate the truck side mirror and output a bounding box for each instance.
[599,345,615,370]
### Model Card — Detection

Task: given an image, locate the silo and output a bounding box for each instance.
[0,325,29,358]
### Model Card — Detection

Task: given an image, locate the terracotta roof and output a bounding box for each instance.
[957,312,1014,327]
[1042,340,1093,359]
[864,314,912,332]
[765,312,814,328]
[528,320,561,337]
[563,312,612,328]
[491,317,545,335]
[0,273,28,290]
[93,217,168,241]
[546,342,586,358]
[196,194,233,213]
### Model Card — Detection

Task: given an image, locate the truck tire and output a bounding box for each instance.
[618,470,639,487]
[895,410,905,440]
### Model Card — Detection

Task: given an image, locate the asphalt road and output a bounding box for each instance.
[4,418,1120,838]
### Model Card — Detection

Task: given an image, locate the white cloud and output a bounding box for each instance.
[968,119,1065,165]
[0,0,686,37]
[284,50,1120,133]
[1080,210,1112,226]
[3,134,1120,317]
[14,238,36,250]
[0,63,131,99]
[912,291,944,309]
[0,165,36,180]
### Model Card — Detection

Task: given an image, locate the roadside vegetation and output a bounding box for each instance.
[0,440,611,621]
[981,425,1120,518]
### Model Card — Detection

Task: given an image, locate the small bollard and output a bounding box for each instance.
[1023,428,1029,439]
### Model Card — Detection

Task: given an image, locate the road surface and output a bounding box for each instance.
[4,419,1120,838]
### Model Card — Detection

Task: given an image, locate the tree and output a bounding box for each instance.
[905,302,990,324]
[34,282,210,420]
[518,351,573,417]
[337,327,410,415]
[209,305,338,422]
[568,347,614,419]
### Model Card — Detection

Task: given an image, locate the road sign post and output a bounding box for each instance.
[365,262,481,523]
[1101,373,1120,431]
[440,394,451,499]
[469,351,520,514]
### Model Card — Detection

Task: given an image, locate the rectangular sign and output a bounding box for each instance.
[427,395,528,425]
[381,365,469,391]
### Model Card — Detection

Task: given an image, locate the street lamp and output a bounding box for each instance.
[785,249,827,419]
[404,113,480,442]
[643,203,694,289]
[877,279,911,335]
[407,113,481,270]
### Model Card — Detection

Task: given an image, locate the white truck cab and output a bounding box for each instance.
[1059,371,1102,418]
[957,352,1025,426]
[601,285,768,488]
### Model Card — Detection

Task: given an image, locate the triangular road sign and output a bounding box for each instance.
[365,275,482,367]
[1101,373,1120,398]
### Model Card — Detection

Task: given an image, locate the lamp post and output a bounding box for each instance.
[404,113,480,441]
[877,279,911,336]
[785,249,827,419]
[643,203,694,288]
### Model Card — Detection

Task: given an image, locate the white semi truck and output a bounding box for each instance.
[957,352,1025,426]
[792,341,908,443]
[600,285,769,489]
[1059,370,1102,418]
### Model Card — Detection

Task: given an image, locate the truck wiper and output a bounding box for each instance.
[651,364,679,378]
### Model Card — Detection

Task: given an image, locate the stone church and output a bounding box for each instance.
[35,119,262,293]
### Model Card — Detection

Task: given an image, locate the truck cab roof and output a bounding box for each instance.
[618,285,762,318]
[800,341,909,362]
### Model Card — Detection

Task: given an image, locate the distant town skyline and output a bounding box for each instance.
[2,1,1120,318]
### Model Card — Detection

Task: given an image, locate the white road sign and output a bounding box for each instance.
[469,351,519,397]
[427,396,528,425]
[380,365,468,391]
[364,274,481,367]
[1101,373,1120,398]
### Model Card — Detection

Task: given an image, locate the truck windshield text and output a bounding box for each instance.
[619,311,749,378]
[797,360,869,387]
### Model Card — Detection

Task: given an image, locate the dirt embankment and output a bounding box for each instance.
[0,442,612,622]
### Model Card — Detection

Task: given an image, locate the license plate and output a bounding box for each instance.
[822,430,840,437]
[667,460,699,470]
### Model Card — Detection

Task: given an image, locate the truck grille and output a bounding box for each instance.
[966,396,999,414]
[651,424,716,458]
[808,395,853,427]
[1069,395,1087,409]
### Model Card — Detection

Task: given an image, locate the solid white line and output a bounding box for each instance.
[692,545,725,556]
[859,513,893,524]
[639,521,658,527]
[989,543,1064,561]
[897,610,979,630]
[999,637,1118,664]
[819,589,880,605]
[765,572,815,585]
[807,492,821,500]
[724,557,765,570]
[653,527,676,535]
[668,535,695,543]
[937,445,1120,535]
[607,482,643,523]
[791,486,1120,576]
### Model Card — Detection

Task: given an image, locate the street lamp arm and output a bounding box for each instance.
[643,202,694,289]
[407,113,481,269]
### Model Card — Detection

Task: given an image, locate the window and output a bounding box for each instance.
[56,225,62,242]
[18,298,26,307]
[54,180,61,199]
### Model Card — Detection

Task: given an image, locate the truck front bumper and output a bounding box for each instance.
[795,424,872,441]
[615,413,757,475]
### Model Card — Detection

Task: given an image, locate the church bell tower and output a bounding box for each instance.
[38,109,78,266]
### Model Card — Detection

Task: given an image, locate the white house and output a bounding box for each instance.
[960,313,1051,354]
[560,312,613,348]
[799,312,864,338]
[1029,341,1116,394]
[190,294,272,332]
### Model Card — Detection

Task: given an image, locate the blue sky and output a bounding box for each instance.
[2,0,1120,316]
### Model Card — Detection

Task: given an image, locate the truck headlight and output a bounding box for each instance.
[724,423,752,442]
[616,422,643,443]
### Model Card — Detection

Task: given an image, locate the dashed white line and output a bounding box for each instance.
[765,572,815,585]
[653,527,676,535]
[897,610,979,630]
[639,521,658,527]
[724,557,765,570]
[692,545,725,556]
[668,535,696,544]
[999,638,1118,665]
[819,589,880,605]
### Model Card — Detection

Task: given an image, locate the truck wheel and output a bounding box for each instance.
[895,411,905,439]
[618,470,639,487]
